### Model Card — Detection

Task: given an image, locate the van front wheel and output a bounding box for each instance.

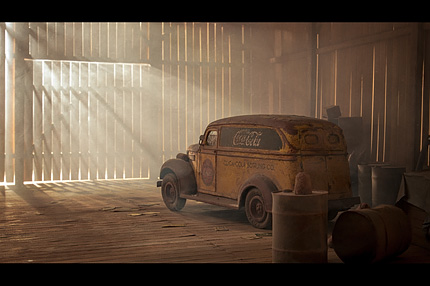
[245,188,272,229]
[161,173,186,211]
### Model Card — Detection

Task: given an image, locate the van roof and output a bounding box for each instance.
[208,114,338,134]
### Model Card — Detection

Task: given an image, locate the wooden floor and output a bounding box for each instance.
[0,179,429,263]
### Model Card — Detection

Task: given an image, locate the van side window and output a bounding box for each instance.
[206,130,218,146]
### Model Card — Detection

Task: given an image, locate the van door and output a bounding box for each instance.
[300,128,329,191]
[299,127,351,198]
[197,129,218,194]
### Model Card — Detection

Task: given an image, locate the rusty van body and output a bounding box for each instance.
[157,114,360,229]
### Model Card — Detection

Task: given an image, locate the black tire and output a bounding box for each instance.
[161,173,186,211]
[245,188,272,229]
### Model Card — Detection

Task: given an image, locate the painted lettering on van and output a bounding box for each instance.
[222,159,275,171]
[220,127,283,151]
[233,129,263,147]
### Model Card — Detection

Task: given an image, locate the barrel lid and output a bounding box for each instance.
[273,190,328,213]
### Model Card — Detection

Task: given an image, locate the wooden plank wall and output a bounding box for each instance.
[233,22,429,171]
[0,22,252,184]
[28,22,155,182]
[30,60,154,181]
[159,23,250,161]
[1,22,429,185]
[314,23,426,171]
[248,23,314,117]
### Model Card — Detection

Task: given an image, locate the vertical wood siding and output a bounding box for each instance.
[0,22,429,185]
[1,22,252,183]
[159,23,250,161]
[315,23,426,170]
[31,60,153,181]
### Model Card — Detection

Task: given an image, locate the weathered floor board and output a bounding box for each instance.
[0,180,429,263]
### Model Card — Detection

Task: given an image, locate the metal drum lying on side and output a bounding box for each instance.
[332,204,411,263]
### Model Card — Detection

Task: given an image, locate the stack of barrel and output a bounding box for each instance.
[273,168,412,263]
[332,162,412,263]
[357,163,405,207]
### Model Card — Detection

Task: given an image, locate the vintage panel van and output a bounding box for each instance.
[157,114,360,229]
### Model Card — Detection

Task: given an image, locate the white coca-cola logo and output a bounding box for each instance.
[233,129,263,147]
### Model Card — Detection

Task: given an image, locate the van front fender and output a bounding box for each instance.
[160,158,197,196]
[238,174,279,212]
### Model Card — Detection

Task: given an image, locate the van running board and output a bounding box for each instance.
[180,192,239,209]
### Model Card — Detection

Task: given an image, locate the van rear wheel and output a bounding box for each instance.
[245,188,272,229]
[161,173,186,211]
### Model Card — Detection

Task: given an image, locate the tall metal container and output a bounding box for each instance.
[372,166,406,207]
[332,205,411,263]
[357,163,389,207]
[272,190,328,263]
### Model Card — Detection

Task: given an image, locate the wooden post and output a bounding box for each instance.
[10,23,31,186]
[148,22,163,180]
[0,23,5,188]
[4,23,14,184]
[310,23,318,118]
[413,23,426,170]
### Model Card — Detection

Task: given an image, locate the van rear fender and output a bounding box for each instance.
[238,174,278,212]
[160,158,197,195]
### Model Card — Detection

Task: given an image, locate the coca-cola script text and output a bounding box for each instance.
[233,129,263,147]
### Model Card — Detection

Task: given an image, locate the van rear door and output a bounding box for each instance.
[299,127,351,199]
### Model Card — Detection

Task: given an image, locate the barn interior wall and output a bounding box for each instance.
[0,22,428,185]
[315,23,429,171]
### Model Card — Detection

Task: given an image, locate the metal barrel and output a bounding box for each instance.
[332,205,411,263]
[372,165,406,207]
[272,190,328,263]
[357,163,389,207]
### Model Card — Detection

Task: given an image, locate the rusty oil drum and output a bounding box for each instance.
[272,191,328,263]
[332,205,411,263]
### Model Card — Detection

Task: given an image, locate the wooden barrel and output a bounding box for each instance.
[332,205,411,263]
[272,190,328,263]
